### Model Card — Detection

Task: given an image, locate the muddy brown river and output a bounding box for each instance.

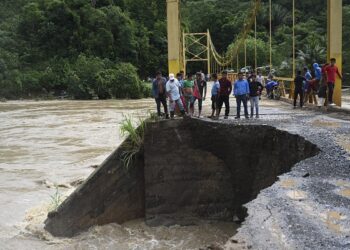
[0,99,236,250]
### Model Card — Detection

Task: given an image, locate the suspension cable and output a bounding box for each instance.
[207,0,261,68]
[269,0,272,70]
[292,0,295,78]
[255,14,257,73]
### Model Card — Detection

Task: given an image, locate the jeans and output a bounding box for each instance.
[249,96,259,116]
[318,84,327,98]
[183,94,192,112]
[217,95,230,117]
[169,98,185,112]
[236,95,248,118]
[155,93,168,116]
[327,82,335,104]
[294,87,303,107]
[190,97,203,111]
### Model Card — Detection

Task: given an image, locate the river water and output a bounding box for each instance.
[0,99,236,250]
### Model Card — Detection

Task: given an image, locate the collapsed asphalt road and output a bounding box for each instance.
[199,99,350,249]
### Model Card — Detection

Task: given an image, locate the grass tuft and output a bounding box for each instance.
[49,186,63,211]
[119,115,146,170]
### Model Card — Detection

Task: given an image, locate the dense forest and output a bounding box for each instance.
[0,0,349,99]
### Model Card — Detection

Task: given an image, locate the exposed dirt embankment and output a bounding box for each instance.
[44,119,318,238]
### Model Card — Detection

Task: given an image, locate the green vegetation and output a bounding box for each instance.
[119,115,146,170]
[49,186,63,211]
[1,0,350,99]
[0,0,165,99]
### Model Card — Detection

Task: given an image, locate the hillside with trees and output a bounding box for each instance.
[0,0,349,99]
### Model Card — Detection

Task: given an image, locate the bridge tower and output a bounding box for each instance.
[328,0,342,106]
[167,0,182,75]
[168,1,343,106]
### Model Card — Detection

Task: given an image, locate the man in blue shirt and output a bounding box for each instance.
[303,67,313,104]
[313,63,322,81]
[233,72,250,119]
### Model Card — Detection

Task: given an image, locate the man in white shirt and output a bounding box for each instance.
[256,71,265,86]
[256,71,265,100]
[166,73,185,118]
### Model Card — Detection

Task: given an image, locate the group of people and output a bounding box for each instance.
[293,58,342,108]
[152,70,265,120]
[210,71,264,119]
[152,71,207,119]
[152,58,342,120]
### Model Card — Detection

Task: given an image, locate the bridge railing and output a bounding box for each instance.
[272,76,294,98]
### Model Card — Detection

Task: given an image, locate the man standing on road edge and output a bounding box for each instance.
[325,58,342,106]
[249,74,263,118]
[294,70,306,108]
[216,70,232,119]
[152,71,169,119]
[166,73,185,119]
[234,72,250,119]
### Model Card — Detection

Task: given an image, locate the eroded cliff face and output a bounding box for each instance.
[44,141,145,237]
[44,119,319,237]
[144,119,319,226]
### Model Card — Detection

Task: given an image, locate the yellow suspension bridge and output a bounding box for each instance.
[166,0,343,106]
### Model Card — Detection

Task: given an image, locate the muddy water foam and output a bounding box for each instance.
[0,100,236,250]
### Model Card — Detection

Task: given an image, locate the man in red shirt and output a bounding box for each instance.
[325,58,342,105]
[216,70,232,119]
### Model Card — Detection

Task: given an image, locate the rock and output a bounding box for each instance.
[70,178,84,187]
[302,172,310,178]
[47,210,58,218]
[57,184,70,188]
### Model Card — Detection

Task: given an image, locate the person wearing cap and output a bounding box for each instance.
[216,70,232,119]
[233,72,250,119]
[152,71,169,119]
[166,73,185,119]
